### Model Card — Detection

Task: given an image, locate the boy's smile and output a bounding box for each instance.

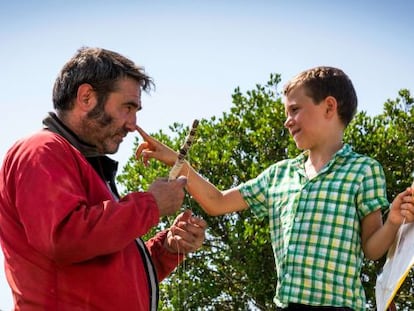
[284,86,326,151]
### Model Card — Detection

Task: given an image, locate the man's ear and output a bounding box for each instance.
[76,83,98,112]
[324,96,338,119]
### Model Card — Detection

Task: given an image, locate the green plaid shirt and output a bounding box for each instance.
[238,144,389,310]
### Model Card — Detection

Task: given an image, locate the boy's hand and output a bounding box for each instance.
[135,125,178,167]
[389,187,414,225]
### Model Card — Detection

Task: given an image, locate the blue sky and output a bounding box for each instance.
[0,1,413,309]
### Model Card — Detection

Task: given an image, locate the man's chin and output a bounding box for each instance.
[101,144,120,155]
[106,147,120,154]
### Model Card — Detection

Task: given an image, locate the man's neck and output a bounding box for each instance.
[43,112,100,157]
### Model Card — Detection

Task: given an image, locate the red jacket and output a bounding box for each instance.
[0,130,181,310]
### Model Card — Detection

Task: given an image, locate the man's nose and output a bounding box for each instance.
[125,114,137,132]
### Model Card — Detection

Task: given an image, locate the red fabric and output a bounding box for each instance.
[0,130,180,310]
[147,230,184,281]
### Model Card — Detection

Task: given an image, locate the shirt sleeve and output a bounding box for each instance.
[356,159,389,219]
[238,166,275,219]
[146,230,184,281]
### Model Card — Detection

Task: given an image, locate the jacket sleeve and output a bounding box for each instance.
[146,230,184,281]
[4,133,160,265]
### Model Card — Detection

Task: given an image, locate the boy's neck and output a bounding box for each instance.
[305,141,343,179]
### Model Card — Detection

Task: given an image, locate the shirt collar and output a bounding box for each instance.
[291,143,353,174]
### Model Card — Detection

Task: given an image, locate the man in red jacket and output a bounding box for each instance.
[0,47,207,311]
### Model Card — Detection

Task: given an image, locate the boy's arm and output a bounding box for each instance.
[135,126,248,215]
[361,188,414,260]
[361,209,399,260]
[179,160,248,215]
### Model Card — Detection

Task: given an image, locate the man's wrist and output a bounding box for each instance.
[163,230,178,254]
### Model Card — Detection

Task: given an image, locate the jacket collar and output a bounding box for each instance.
[42,112,101,157]
[43,112,120,198]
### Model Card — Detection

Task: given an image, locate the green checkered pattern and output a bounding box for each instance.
[238,144,389,311]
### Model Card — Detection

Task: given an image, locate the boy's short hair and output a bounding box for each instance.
[283,66,358,126]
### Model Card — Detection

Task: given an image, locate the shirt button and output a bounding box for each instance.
[284,273,290,279]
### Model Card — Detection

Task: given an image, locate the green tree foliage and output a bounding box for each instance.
[118,74,413,311]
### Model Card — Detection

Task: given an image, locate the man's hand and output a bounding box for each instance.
[148,177,187,216]
[164,210,207,254]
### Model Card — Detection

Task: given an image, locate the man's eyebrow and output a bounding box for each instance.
[125,101,141,110]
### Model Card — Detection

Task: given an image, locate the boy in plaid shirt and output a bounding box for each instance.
[136,66,414,310]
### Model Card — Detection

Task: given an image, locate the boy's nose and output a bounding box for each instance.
[284,116,293,128]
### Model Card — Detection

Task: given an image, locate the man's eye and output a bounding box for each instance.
[125,105,135,112]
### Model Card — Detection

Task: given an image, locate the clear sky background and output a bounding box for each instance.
[0,0,413,309]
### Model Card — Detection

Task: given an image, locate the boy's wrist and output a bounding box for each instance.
[383,214,402,232]
[180,160,190,177]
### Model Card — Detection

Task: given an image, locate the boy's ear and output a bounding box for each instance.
[324,96,337,119]
[76,83,98,112]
